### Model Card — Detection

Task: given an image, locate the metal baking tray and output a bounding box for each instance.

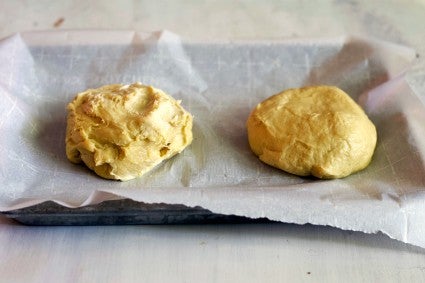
[0,199,271,225]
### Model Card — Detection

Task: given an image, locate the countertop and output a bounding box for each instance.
[1,1,425,282]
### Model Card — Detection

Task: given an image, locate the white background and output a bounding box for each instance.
[1,1,425,282]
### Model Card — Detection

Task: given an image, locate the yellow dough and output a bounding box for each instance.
[246,86,377,179]
[65,83,193,181]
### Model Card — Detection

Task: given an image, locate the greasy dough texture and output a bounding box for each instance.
[66,83,193,181]
[246,86,377,179]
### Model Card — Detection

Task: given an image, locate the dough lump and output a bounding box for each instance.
[66,83,193,181]
[246,86,377,179]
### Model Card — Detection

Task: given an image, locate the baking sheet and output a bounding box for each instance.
[2,200,271,226]
[0,30,424,247]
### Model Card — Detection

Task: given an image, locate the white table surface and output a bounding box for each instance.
[1,1,425,282]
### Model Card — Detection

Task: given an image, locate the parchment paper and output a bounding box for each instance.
[0,30,424,247]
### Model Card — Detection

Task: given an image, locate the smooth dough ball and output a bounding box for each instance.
[65,83,193,181]
[246,86,377,179]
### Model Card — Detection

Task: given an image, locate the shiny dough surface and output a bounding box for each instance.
[246,86,377,179]
[66,83,193,181]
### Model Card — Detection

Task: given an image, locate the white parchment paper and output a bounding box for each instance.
[0,30,424,247]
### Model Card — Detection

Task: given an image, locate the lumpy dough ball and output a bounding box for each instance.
[246,86,377,179]
[65,83,193,181]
